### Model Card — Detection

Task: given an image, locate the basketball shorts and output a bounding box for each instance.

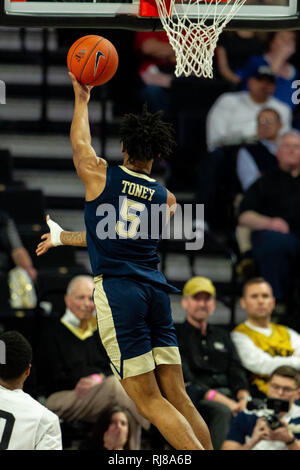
[93,275,181,380]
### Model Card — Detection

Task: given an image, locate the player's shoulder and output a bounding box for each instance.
[21,390,58,422]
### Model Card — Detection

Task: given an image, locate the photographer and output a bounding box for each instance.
[222,366,300,450]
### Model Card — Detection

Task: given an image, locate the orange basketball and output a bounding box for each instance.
[67,35,118,86]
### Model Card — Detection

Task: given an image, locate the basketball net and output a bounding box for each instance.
[139,0,247,78]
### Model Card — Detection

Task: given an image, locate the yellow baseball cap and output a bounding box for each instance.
[182,276,216,297]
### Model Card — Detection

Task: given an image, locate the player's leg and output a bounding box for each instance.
[93,278,205,449]
[155,363,213,450]
[149,287,213,449]
[121,370,204,450]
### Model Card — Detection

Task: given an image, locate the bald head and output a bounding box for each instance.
[66,275,94,295]
[65,275,95,321]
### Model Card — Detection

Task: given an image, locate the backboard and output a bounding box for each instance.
[1,0,300,30]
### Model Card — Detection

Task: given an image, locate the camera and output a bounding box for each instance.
[246,397,289,430]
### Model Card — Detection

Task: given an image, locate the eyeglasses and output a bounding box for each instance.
[258,117,279,124]
[269,383,298,394]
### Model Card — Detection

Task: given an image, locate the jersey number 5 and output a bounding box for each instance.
[116,198,146,238]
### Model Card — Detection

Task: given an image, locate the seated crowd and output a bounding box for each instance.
[2,275,300,450]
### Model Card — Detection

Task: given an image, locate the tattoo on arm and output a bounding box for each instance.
[60,231,87,247]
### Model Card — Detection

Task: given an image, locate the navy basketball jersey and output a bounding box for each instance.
[85,165,178,293]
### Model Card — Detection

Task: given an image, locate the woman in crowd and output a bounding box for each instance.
[80,405,134,450]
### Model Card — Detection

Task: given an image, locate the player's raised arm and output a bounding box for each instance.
[69,72,107,200]
[36,216,87,256]
[69,72,97,170]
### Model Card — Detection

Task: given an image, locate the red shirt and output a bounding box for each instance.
[135,31,174,74]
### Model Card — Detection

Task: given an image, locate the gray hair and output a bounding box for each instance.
[66,275,94,296]
[278,129,300,145]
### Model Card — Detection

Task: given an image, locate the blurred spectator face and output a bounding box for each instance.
[268,374,300,410]
[240,282,275,321]
[182,291,216,323]
[64,278,95,321]
[276,133,300,171]
[269,31,296,57]
[248,77,276,103]
[106,412,129,448]
[257,109,282,141]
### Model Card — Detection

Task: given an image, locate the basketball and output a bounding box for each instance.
[67,35,119,86]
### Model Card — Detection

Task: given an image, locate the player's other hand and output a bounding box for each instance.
[36,215,63,256]
[36,232,53,256]
[68,72,93,103]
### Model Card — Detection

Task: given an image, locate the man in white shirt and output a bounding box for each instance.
[206,65,291,152]
[0,330,62,450]
[231,277,300,398]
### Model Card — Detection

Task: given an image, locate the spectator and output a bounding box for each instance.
[232,278,300,398]
[222,366,300,450]
[238,131,300,302]
[80,405,133,450]
[0,210,37,281]
[196,107,281,241]
[238,31,298,109]
[0,210,38,309]
[235,107,281,263]
[176,276,250,449]
[135,32,175,115]
[237,108,281,192]
[0,331,62,450]
[206,66,291,152]
[216,31,268,85]
[37,275,149,450]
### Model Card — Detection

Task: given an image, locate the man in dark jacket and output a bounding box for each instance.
[238,130,300,302]
[177,276,250,449]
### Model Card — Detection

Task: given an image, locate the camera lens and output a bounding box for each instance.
[266,414,281,430]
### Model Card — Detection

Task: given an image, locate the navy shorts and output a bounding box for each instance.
[93,275,181,380]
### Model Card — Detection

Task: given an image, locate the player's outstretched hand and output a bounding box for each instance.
[68,71,93,103]
[36,232,53,256]
[36,215,63,256]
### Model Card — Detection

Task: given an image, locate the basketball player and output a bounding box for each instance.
[0,331,62,450]
[37,72,212,450]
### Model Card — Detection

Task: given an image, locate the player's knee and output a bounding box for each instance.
[165,385,190,408]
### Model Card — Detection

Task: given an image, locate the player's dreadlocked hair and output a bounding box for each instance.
[120,105,176,163]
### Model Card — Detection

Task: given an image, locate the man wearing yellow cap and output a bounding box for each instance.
[176,276,251,449]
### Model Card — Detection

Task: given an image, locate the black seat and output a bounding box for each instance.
[0,189,45,225]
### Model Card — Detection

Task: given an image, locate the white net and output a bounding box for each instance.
[155,0,247,78]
